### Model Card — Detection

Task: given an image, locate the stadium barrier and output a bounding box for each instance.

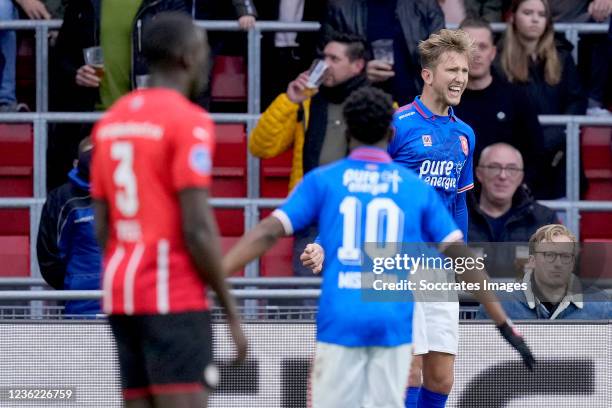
[0,320,608,407]
[0,20,610,281]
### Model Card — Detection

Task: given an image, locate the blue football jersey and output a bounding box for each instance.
[389,96,475,218]
[272,147,461,347]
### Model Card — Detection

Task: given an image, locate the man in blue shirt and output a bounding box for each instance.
[223,86,534,407]
[477,224,612,320]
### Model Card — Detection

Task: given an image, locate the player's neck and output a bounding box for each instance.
[467,73,493,91]
[349,138,388,152]
[420,90,450,116]
[148,73,190,98]
[478,194,511,218]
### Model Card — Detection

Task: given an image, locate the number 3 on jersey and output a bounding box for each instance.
[338,196,404,265]
[111,142,139,217]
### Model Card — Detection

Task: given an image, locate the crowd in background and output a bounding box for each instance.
[0,0,609,316]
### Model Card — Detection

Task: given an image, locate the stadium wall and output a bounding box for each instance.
[0,321,609,407]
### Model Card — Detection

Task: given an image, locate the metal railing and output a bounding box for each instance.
[0,20,611,283]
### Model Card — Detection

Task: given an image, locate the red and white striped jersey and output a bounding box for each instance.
[91,88,215,315]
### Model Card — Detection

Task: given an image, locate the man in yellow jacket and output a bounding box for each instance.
[249,32,369,192]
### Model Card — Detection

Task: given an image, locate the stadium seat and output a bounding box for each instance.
[581,127,612,177]
[580,127,612,240]
[215,209,244,237]
[211,124,247,198]
[210,55,247,102]
[0,236,29,277]
[259,209,293,276]
[260,149,292,198]
[0,209,31,277]
[0,124,33,197]
[260,237,294,277]
[578,239,612,282]
[0,209,29,236]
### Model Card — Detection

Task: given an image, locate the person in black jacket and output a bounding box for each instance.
[468,143,558,278]
[455,18,542,187]
[37,137,101,316]
[322,0,444,105]
[47,0,189,192]
[498,0,587,199]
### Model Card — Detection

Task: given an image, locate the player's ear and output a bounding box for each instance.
[421,68,433,86]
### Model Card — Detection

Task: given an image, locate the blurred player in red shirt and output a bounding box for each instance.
[91,13,246,408]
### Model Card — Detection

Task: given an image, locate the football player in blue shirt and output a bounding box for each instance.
[390,29,476,408]
[301,29,485,408]
[222,87,534,408]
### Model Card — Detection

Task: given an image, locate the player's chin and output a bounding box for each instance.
[446,95,462,106]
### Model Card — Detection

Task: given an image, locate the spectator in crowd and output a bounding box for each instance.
[465,0,505,22]
[188,0,257,30]
[37,136,101,316]
[258,0,328,108]
[322,0,444,105]
[477,224,612,319]
[549,0,612,116]
[455,18,541,180]
[549,0,612,23]
[0,0,52,112]
[468,143,558,277]
[249,31,368,275]
[46,0,188,192]
[499,0,587,200]
[185,0,259,109]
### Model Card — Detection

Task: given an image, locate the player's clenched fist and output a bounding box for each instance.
[300,243,324,274]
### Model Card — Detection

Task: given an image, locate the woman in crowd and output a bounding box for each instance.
[499,0,587,200]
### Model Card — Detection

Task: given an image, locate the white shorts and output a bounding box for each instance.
[310,341,412,408]
[410,267,459,355]
[412,301,459,355]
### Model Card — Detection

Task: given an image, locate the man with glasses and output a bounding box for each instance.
[477,224,611,319]
[468,143,558,277]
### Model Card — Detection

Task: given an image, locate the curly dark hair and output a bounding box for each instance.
[343,87,394,145]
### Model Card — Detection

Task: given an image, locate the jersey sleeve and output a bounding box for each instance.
[172,111,216,192]
[272,172,322,235]
[422,185,463,243]
[90,124,106,200]
[387,118,401,157]
[457,127,475,193]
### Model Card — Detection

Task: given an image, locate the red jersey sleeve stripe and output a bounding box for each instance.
[457,183,474,193]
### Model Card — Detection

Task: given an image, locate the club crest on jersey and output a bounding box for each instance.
[189,144,211,175]
[459,136,469,157]
[422,135,432,147]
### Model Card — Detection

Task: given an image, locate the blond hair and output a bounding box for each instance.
[501,0,561,85]
[418,29,474,70]
[529,224,577,254]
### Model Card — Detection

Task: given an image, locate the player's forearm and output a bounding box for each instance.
[441,242,508,325]
[222,217,285,276]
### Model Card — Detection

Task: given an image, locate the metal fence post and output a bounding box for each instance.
[568,120,581,237]
[245,27,262,280]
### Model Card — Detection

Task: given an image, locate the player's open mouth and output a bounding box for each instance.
[448,86,462,97]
